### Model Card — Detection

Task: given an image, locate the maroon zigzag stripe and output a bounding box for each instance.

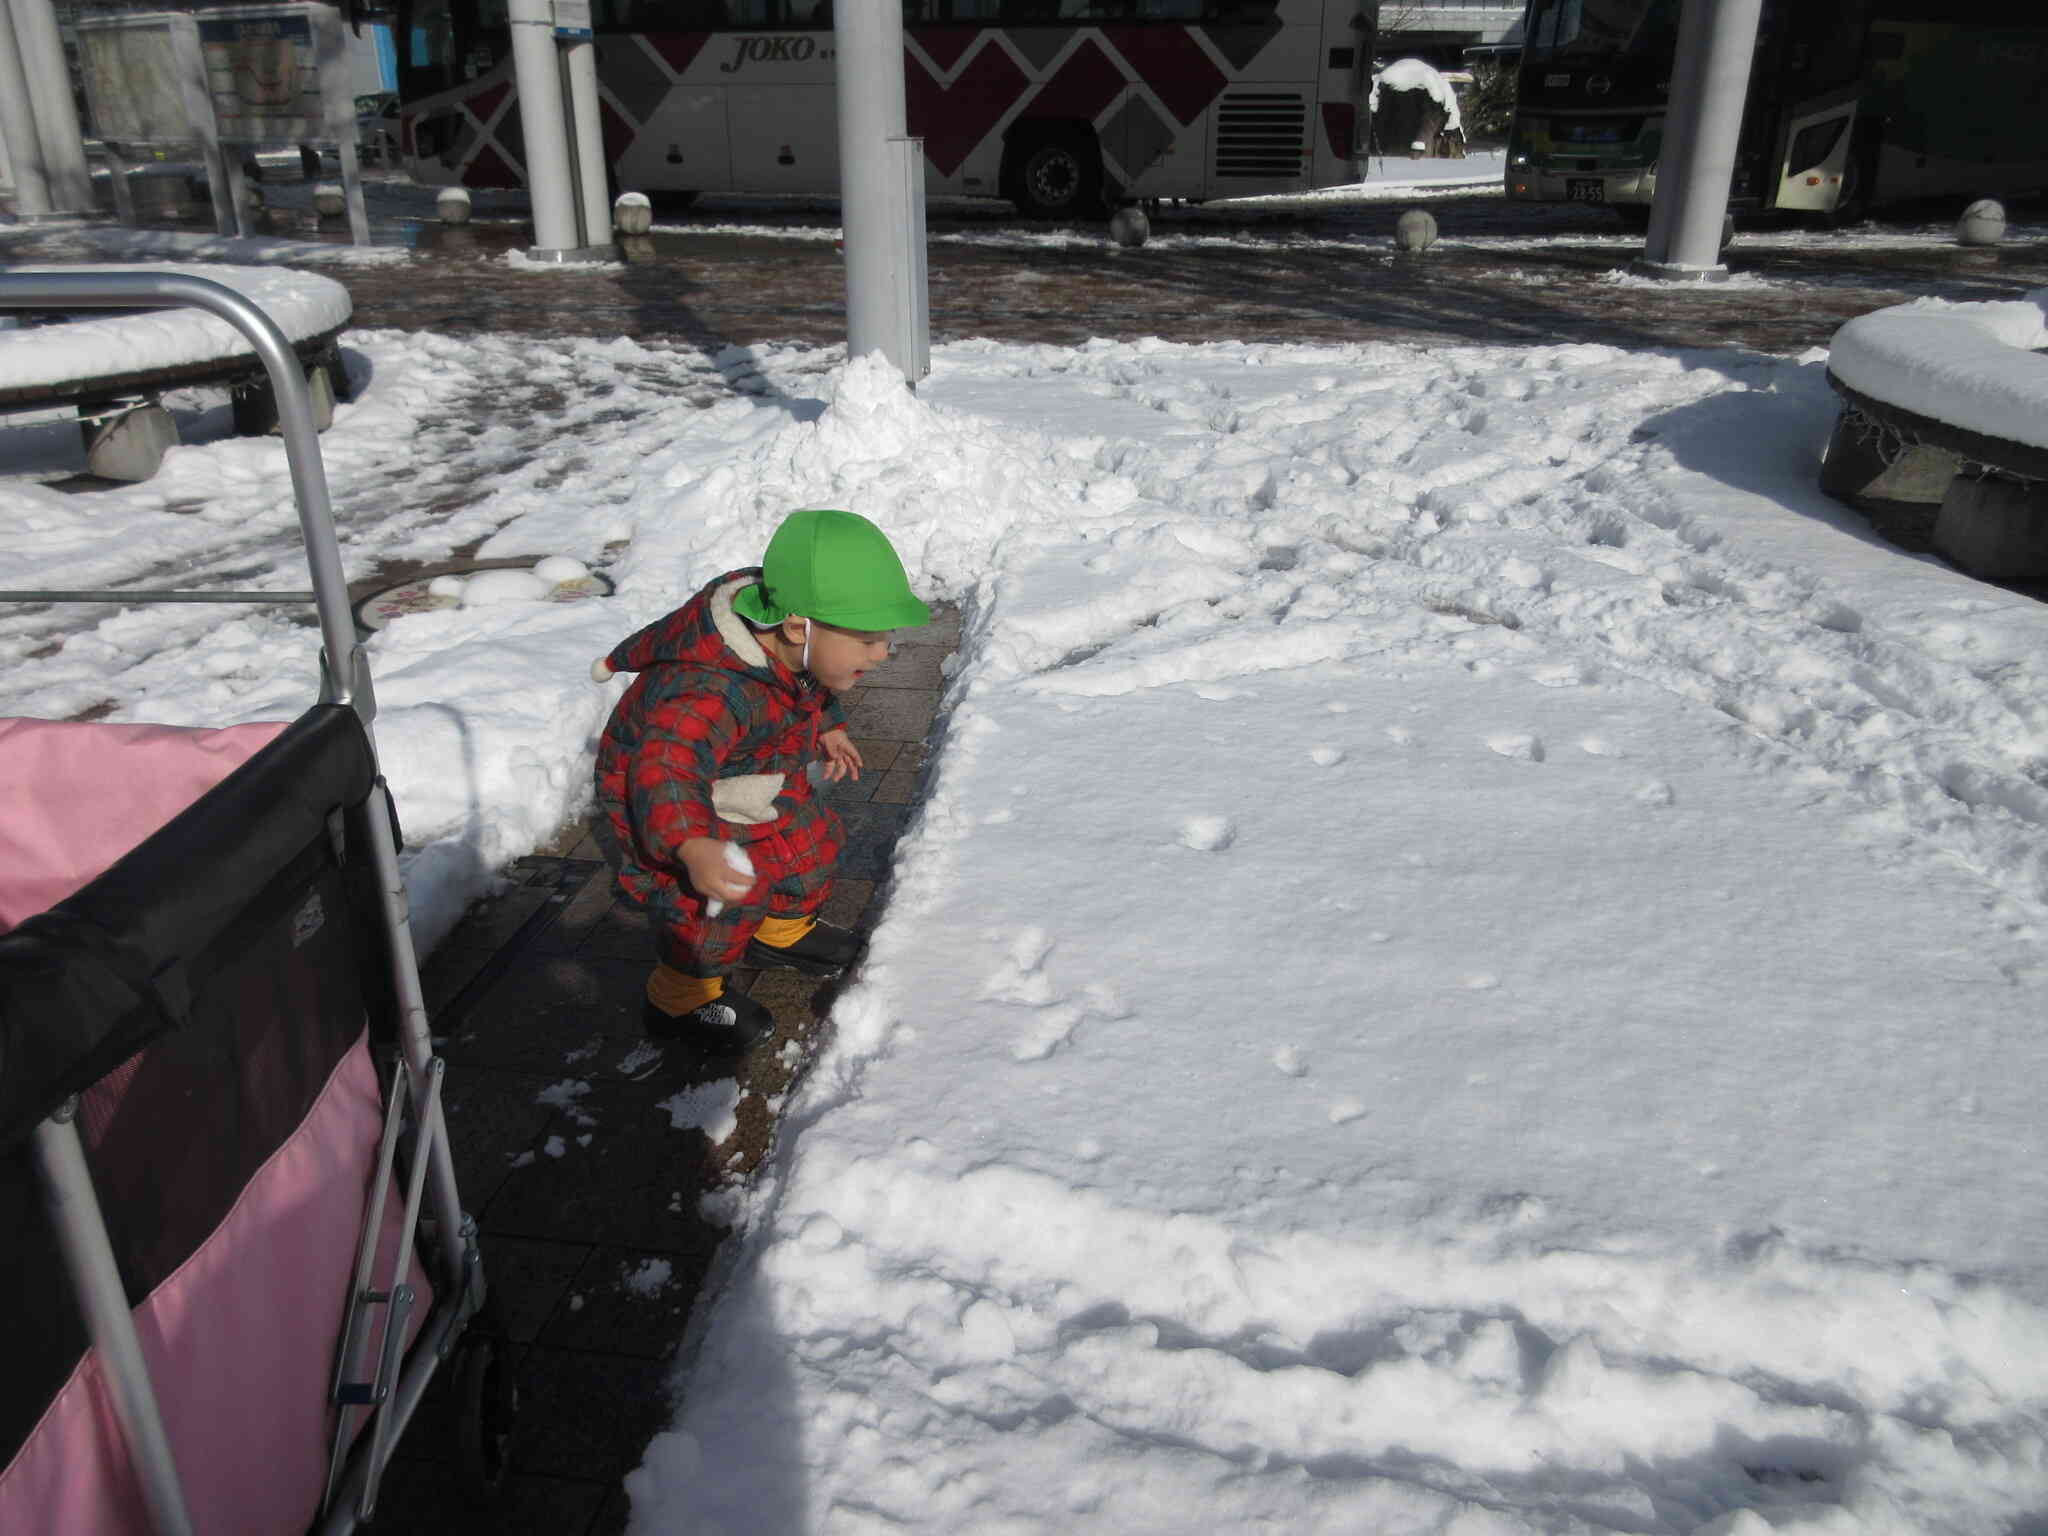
[1016,36,1125,124]
[906,40,1029,177]
[1099,25,1224,127]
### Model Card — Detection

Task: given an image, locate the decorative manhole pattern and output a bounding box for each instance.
[353,555,614,630]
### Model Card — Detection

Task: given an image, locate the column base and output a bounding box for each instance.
[523,242,622,264]
[1628,257,1732,283]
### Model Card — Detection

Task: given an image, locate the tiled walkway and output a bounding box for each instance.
[373,605,957,1533]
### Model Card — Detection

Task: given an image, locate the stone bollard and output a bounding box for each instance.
[1108,205,1149,248]
[614,191,653,236]
[1956,199,2006,247]
[1394,208,1438,253]
[438,186,472,225]
[313,184,345,218]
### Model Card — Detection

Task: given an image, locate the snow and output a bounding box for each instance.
[4,254,2048,1531]
[1371,57,1466,137]
[0,263,352,391]
[1827,289,2048,451]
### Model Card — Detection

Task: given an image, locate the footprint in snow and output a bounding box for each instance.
[1309,745,1346,767]
[1179,815,1236,852]
[1272,1045,1308,1077]
[1328,1098,1366,1125]
[1634,780,1676,808]
[1487,732,1544,762]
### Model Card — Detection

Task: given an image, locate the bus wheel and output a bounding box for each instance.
[1006,132,1105,220]
[1823,135,1875,228]
[1612,204,1651,232]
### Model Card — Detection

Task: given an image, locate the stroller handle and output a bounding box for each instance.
[0,270,370,721]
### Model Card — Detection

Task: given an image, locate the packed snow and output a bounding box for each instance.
[0,263,351,390]
[1371,57,1466,137]
[3,267,2048,1532]
[1828,289,2048,451]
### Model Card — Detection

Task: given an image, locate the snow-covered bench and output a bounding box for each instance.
[0,263,353,481]
[1821,290,2048,584]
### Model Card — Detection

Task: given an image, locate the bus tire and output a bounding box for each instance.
[1823,127,1876,228]
[1612,203,1652,232]
[1005,130,1105,221]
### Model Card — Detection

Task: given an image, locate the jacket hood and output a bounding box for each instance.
[602,568,805,694]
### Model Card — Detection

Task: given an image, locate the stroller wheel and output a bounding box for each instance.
[455,1327,519,1505]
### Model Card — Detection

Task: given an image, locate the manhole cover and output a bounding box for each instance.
[354,556,614,630]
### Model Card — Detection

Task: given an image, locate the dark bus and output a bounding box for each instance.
[1503,0,2048,224]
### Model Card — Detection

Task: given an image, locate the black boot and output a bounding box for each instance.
[643,990,775,1052]
[745,920,860,977]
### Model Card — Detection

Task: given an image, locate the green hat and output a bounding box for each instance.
[732,508,931,632]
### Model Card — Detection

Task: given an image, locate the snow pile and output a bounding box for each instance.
[1828,287,2048,451]
[0,264,352,390]
[615,343,2048,1534]
[1370,57,1465,136]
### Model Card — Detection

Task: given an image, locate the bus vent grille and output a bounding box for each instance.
[1215,93,1305,179]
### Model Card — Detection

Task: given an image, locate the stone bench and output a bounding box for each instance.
[1820,291,2048,585]
[0,263,352,481]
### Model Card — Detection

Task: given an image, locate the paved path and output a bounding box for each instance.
[375,608,956,1534]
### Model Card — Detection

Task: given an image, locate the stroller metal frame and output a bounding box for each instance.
[0,270,489,1532]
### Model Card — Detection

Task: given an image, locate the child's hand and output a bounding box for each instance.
[680,837,757,904]
[819,727,864,783]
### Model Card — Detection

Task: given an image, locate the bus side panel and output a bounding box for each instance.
[614,81,734,194]
[1863,20,2048,203]
[728,83,839,193]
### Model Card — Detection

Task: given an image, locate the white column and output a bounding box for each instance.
[1638,0,1763,280]
[0,0,53,215]
[563,38,613,245]
[835,0,928,382]
[7,0,93,212]
[507,0,585,256]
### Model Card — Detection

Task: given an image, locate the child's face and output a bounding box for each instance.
[805,620,894,692]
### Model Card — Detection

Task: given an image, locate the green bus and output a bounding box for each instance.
[1503,0,2048,224]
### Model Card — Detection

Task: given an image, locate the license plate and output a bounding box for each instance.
[1566,178,1606,205]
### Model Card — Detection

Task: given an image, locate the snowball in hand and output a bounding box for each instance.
[705,842,755,917]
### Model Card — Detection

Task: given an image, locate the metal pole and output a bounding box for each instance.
[7,0,94,212]
[0,0,53,217]
[0,271,364,712]
[35,1105,198,1536]
[562,37,614,249]
[835,0,928,383]
[1635,0,1762,281]
[506,0,594,259]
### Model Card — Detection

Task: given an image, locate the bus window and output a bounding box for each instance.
[595,0,729,27]
[1525,0,1678,59]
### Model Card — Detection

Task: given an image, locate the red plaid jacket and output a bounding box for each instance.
[593,569,848,968]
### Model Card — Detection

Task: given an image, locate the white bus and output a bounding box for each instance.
[395,0,1381,216]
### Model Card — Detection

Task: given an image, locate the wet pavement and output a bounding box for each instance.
[18,168,2044,358]
[340,201,2048,357]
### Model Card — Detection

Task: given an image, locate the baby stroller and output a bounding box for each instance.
[0,271,509,1534]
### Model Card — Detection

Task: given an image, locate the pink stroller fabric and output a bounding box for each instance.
[0,718,286,935]
[0,1031,427,1533]
[0,713,433,1530]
